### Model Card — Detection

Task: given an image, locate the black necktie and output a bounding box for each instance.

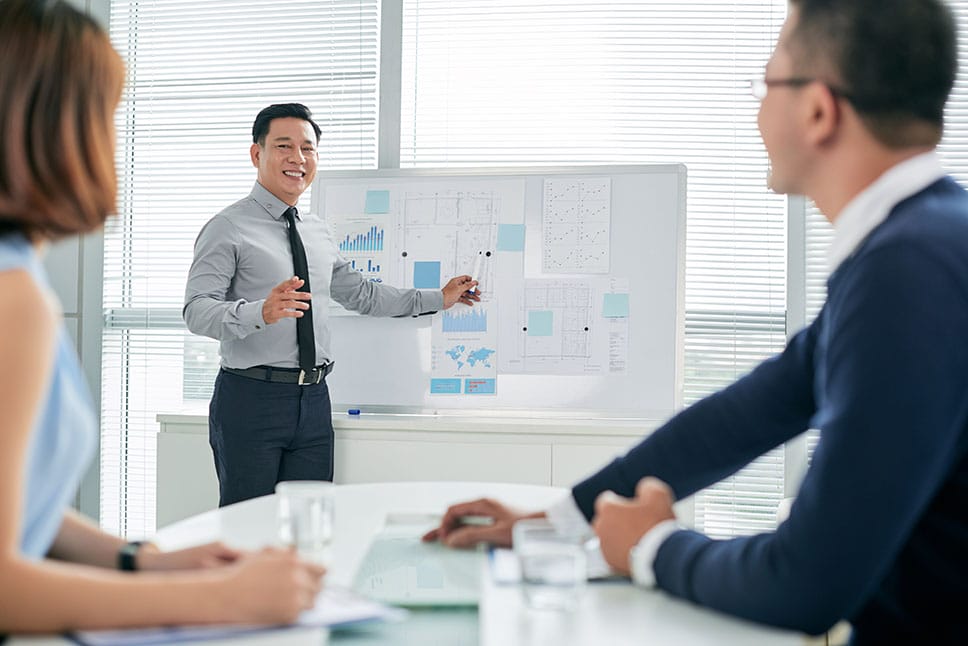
[283,207,316,373]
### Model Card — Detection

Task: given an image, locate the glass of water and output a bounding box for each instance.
[276,480,334,566]
[512,518,587,610]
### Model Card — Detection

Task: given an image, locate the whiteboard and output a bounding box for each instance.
[311,165,685,420]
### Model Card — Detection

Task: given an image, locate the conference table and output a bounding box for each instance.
[10,481,805,645]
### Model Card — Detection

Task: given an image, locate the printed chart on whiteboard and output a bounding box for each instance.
[317,165,683,414]
[430,299,498,395]
[324,180,524,300]
[498,278,629,376]
[542,177,612,274]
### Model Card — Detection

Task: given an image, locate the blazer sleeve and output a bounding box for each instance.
[651,244,968,634]
[572,319,820,518]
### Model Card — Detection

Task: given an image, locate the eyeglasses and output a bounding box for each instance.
[750,77,854,104]
[749,77,812,100]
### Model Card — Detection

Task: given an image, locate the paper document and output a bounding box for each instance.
[499,277,630,375]
[72,586,403,646]
[352,513,486,607]
[542,177,612,274]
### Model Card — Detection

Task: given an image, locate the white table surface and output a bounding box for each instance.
[10,481,804,646]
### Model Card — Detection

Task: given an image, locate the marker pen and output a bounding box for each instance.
[469,251,483,294]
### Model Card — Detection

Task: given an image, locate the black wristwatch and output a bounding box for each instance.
[117,540,145,571]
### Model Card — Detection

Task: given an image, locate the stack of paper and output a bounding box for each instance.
[72,586,404,646]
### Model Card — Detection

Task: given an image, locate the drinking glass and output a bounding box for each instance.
[512,518,586,610]
[276,480,334,566]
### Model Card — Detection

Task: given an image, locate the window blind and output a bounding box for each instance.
[400,0,788,537]
[102,0,968,539]
[938,3,968,185]
[103,0,379,537]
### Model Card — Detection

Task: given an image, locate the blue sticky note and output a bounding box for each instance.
[527,310,554,336]
[413,261,441,289]
[430,378,462,394]
[496,224,526,252]
[603,293,630,318]
[364,189,390,214]
[464,378,496,395]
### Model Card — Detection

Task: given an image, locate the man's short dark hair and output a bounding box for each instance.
[252,103,322,146]
[788,0,956,148]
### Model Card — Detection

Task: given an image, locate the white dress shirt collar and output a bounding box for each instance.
[826,151,946,275]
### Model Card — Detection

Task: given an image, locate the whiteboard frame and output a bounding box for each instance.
[311,164,686,421]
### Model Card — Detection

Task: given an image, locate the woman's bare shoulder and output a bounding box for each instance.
[0,269,57,353]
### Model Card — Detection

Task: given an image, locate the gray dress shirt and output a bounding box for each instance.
[184,182,444,369]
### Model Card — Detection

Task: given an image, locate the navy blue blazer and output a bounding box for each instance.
[573,178,968,644]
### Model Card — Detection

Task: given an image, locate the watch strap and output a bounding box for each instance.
[117,540,145,571]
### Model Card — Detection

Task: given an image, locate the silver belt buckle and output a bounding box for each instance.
[297,368,321,385]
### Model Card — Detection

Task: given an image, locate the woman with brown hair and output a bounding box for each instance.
[0,0,325,633]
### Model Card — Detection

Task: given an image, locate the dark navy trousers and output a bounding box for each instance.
[209,369,334,507]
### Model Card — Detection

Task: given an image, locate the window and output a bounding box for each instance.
[104,0,379,537]
[101,0,968,538]
[400,0,788,536]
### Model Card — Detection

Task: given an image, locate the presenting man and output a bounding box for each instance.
[424,1,968,642]
[185,103,478,506]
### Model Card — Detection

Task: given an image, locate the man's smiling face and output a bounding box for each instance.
[250,116,318,206]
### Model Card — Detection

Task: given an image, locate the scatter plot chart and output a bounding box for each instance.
[543,177,611,274]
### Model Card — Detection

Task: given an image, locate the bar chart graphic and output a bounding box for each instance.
[339,226,385,253]
[442,308,488,333]
[348,258,382,275]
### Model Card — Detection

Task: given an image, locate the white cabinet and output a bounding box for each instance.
[336,437,551,485]
[156,413,657,529]
[552,443,630,487]
[156,425,219,528]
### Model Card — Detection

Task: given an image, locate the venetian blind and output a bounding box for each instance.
[399,0,789,537]
[939,3,968,185]
[103,0,379,537]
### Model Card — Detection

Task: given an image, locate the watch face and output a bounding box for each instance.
[119,540,144,571]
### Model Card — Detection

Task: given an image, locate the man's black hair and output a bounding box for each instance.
[789,0,956,147]
[252,103,322,145]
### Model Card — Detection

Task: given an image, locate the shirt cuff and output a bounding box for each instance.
[418,289,445,314]
[545,494,592,536]
[237,299,267,333]
[629,519,681,588]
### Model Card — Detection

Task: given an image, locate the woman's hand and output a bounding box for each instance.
[218,547,327,625]
[137,541,241,571]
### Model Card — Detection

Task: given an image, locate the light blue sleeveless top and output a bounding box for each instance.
[0,234,96,558]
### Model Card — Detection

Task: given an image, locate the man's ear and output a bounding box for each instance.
[802,83,841,147]
[250,142,261,168]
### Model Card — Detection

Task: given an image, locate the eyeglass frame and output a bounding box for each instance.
[749,77,855,104]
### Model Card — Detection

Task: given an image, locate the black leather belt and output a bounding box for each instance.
[222,363,334,385]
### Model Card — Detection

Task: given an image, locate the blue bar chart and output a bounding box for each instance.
[348,258,382,275]
[339,226,385,253]
[442,308,488,333]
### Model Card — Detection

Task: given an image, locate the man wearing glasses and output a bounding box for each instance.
[426,1,968,642]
